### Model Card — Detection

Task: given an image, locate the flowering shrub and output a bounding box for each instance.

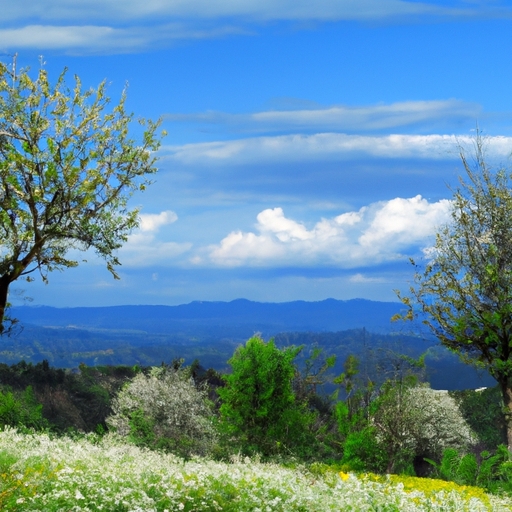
[370,383,476,472]
[0,428,510,511]
[404,386,476,457]
[106,366,217,457]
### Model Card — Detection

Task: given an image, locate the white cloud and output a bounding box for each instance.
[206,196,452,267]
[349,273,386,283]
[120,238,192,266]
[139,210,178,232]
[118,210,191,266]
[166,100,482,133]
[164,133,512,166]
[0,25,143,54]
[358,195,451,247]
[1,0,477,24]
[2,1,509,52]
[0,23,246,54]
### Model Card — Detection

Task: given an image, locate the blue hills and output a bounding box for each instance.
[5,298,495,391]
[12,298,403,336]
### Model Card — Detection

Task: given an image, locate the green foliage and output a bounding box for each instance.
[335,400,352,438]
[0,359,66,387]
[475,446,511,491]
[218,336,314,457]
[450,386,507,450]
[0,385,47,430]
[294,346,336,406]
[437,448,461,481]
[427,445,512,494]
[341,427,388,473]
[458,453,479,486]
[0,360,137,433]
[127,407,155,447]
[470,445,512,494]
[433,449,479,486]
[0,61,164,330]
[0,449,17,474]
[335,392,367,446]
[286,346,342,460]
[334,353,360,399]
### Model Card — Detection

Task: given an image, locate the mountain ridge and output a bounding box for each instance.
[11,298,405,336]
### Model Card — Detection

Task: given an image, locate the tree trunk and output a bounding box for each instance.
[386,457,395,474]
[499,382,512,451]
[0,275,11,334]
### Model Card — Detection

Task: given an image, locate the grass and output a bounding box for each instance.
[0,428,511,511]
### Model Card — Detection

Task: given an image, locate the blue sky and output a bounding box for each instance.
[3,0,512,307]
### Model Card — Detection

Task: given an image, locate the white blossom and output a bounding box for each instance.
[106,367,218,457]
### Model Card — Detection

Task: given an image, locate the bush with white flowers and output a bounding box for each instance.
[405,385,476,457]
[371,383,476,473]
[106,366,218,457]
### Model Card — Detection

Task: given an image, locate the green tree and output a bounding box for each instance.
[218,336,311,457]
[0,61,163,330]
[450,386,507,450]
[396,136,512,450]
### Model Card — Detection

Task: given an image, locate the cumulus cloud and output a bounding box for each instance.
[118,210,191,266]
[206,196,452,267]
[166,100,482,133]
[164,133,512,166]
[139,210,178,232]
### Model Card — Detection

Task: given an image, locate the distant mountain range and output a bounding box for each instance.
[12,298,405,337]
[2,298,495,391]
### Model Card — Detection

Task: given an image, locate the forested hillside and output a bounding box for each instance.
[0,299,493,389]
[0,324,494,390]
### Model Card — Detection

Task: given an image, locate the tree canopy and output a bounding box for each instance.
[396,136,512,450]
[0,62,163,330]
[218,336,312,456]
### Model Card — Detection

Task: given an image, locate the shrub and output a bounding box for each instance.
[404,386,476,458]
[434,449,479,486]
[341,426,388,473]
[369,383,476,473]
[432,445,512,494]
[106,366,218,457]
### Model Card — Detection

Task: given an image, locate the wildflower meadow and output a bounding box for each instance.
[0,428,511,511]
